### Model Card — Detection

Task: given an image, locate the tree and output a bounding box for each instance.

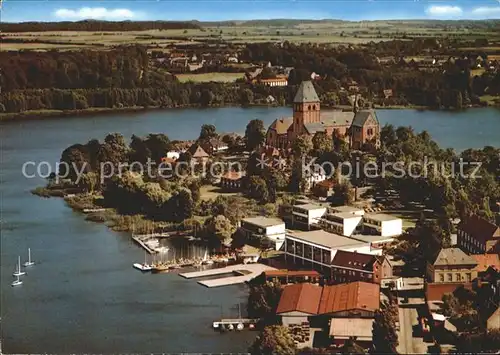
[144,133,171,163]
[168,188,194,222]
[247,176,270,204]
[129,134,151,165]
[372,302,398,354]
[240,88,254,106]
[292,135,313,157]
[247,282,283,319]
[203,214,235,246]
[332,181,355,205]
[312,131,333,155]
[245,119,266,151]
[249,325,296,355]
[341,337,366,354]
[199,124,217,141]
[59,143,91,182]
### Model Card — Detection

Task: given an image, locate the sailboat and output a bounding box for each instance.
[13,256,26,277]
[23,248,35,267]
[202,248,213,265]
[133,251,152,271]
[11,275,22,287]
[236,303,244,331]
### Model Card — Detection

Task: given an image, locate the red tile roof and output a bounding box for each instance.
[331,250,376,271]
[459,215,500,242]
[318,282,380,314]
[221,171,244,181]
[472,254,500,273]
[426,282,473,302]
[276,282,380,316]
[276,283,323,315]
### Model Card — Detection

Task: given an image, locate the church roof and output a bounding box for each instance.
[352,110,379,127]
[294,81,320,103]
[304,111,355,134]
[269,117,293,135]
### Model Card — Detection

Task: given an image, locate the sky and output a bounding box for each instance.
[1,0,499,22]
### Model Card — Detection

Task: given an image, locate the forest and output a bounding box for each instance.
[0,20,200,32]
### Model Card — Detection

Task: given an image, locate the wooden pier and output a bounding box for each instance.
[132,236,156,254]
[179,263,277,287]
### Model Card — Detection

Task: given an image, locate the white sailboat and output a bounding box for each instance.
[13,256,26,277]
[11,275,22,287]
[23,248,35,267]
[133,251,152,271]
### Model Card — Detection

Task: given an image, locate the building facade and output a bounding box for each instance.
[427,248,478,283]
[239,216,286,250]
[266,81,380,149]
[457,215,500,254]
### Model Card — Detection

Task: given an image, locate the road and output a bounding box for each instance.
[396,302,428,354]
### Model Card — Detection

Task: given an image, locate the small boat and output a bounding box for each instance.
[13,256,26,277]
[133,252,152,271]
[202,259,214,265]
[23,248,35,267]
[151,263,169,273]
[11,275,22,287]
[227,324,234,331]
[236,323,244,331]
[168,264,181,270]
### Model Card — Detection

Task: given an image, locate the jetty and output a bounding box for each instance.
[179,263,276,287]
[132,236,156,254]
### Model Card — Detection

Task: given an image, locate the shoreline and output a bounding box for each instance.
[2,102,498,122]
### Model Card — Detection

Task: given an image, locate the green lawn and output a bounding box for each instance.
[176,72,245,83]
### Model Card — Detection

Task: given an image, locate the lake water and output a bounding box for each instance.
[1,107,499,353]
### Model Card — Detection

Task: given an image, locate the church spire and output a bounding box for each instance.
[293,81,320,103]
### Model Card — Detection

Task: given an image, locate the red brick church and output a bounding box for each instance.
[266,81,380,150]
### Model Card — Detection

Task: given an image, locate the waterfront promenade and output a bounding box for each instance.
[180,263,276,287]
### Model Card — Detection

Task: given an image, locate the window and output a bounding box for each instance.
[456,273,461,282]
[439,274,444,282]
[447,273,453,282]
[466,273,471,282]
[308,105,311,110]
[312,105,316,110]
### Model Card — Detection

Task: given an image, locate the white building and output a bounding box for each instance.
[362,213,403,237]
[240,216,286,250]
[330,205,365,216]
[284,230,377,269]
[321,212,363,237]
[292,203,327,230]
[166,151,180,160]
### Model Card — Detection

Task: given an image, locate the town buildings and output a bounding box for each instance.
[330,250,393,284]
[291,203,328,230]
[426,247,478,283]
[457,214,500,254]
[276,281,380,347]
[266,81,381,150]
[239,216,286,250]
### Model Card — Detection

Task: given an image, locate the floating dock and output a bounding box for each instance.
[179,263,277,287]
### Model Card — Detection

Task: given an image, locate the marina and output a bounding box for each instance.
[180,263,277,287]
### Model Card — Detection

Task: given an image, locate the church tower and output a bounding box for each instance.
[292,81,320,137]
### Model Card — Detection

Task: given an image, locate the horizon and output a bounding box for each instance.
[1,0,500,23]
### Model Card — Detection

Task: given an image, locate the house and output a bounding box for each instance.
[188,143,210,163]
[362,213,403,237]
[312,179,335,199]
[202,138,229,155]
[276,281,380,347]
[426,248,478,283]
[239,216,286,250]
[291,203,327,230]
[457,215,500,254]
[237,244,260,264]
[383,89,393,99]
[320,211,363,237]
[220,171,245,191]
[256,76,288,87]
[266,81,380,150]
[330,250,393,284]
[283,230,379,271]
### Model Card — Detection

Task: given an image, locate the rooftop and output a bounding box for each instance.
[364,213,401,222]
[472,254,500,273]
[329,318,374,340]
[318,282,380,314]
[286,230,367,250]
[294,81,320,103]
[433,248,478,267]
[293,203,327,211]
[352,110,379,128]
[276,281,380,316]
[242,216,285,228]
[331,205,365,214]
[276,283,323,315]
[459,215,500,241]
[349,234,397,243]
[329,212,363,220]
[330,250,375,271]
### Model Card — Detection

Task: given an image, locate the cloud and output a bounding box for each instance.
[470,6,500,18]
[426,5,463,18]
[54,7,138,21]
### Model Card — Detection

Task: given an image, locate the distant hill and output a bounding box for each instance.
[0,20,201,32]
